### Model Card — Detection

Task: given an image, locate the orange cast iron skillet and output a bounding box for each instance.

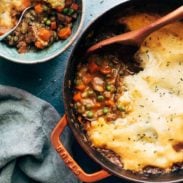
[51,0,183,182]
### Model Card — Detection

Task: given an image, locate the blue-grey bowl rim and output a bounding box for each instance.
[0,0,85,64]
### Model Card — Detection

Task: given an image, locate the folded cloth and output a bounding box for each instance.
[0,85,79,183]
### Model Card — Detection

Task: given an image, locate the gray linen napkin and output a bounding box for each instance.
[0,85,79,183]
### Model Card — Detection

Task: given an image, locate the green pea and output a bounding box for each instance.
[106,85,112,91]
[51,11,56,16]
[74,103,78,109]
[25,13,31,19]
[43,5,48,11]
[30,15,35,21]
[46,20,51,25]
[85,104,92,110]
[53,31,58,39]
[117,105,125,112]
[103,107,109,114]
[43,17,48,22]
[63,8,69,14]
[7,35,12,40]
[30,10,36,16]
[13,36,18,42]
[68,8,74,15]
[97,95,104,101]
[87,90,94,96]
[86,111,93,118]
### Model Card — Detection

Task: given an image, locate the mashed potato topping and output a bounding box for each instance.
[87,14,183,172]
[43,0,65,8]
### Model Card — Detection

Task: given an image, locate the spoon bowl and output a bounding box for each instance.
[87,6,183,53]
[0,6,33,41]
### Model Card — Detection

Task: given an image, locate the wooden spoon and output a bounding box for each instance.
[87,6,183,53]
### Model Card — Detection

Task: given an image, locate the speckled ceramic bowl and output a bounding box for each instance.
[0,0,85,64]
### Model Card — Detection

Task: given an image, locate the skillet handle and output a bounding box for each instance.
[51,115,111,183]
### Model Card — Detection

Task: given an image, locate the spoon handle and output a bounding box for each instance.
[88,6,183,53]
[137,6,183,43]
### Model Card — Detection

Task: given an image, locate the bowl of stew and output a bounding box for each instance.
[0,0,85,64]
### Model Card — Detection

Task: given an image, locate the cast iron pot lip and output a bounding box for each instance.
[63,1,183,182]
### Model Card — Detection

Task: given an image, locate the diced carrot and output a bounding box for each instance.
[93,102,101,109]
[76,84,86,91]
[100,66,112,74]
[71,3,79,11]
[105,100,115,107]
[23,0,31,8]
[34,4,43,14]
[38,28,52,42]
[56,5,64,12]
[58,27,72,39]
[82,74,93,84]
[88,61,99,73]
[73,92,82,101]
[18,42,27,53]
[51,22,57,30]
[35,41,45,49]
